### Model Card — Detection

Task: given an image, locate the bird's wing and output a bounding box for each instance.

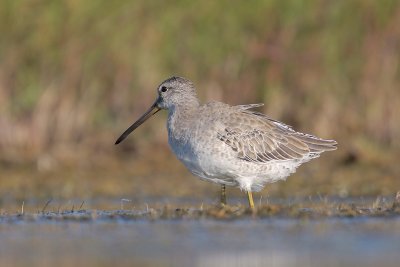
[216,105,337,163]
[236,103,264,110]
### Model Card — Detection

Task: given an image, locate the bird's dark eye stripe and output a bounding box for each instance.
[161,86,168,92]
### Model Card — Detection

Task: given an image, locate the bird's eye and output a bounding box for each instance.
[160,86,168,93]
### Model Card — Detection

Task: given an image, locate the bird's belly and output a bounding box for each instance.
[168,137,201,171]
[168,135,303,191]
[168,136,238,185]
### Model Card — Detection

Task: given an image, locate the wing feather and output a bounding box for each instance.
[216,104,337,163]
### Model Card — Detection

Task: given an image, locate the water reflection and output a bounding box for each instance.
[0,217,399,267]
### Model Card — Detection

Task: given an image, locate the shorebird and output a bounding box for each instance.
[115,76,337,209]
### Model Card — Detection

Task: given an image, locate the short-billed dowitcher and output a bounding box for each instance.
[115,76,337,209]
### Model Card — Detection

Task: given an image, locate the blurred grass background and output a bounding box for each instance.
[0,0,399,203]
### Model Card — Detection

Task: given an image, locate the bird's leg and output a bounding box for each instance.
[247,191,255,209]
[220,184,227,205]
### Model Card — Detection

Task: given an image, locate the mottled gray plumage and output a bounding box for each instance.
[116,76,337,206]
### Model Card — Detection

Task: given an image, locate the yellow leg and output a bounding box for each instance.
[220,184,227,205]
[247,191,255,209]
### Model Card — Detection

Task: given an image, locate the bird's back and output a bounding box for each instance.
[197,102,337,162]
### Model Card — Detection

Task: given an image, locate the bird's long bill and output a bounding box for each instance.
[115,101,161,145]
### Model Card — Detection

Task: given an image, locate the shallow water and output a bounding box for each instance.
[1,215,399,267]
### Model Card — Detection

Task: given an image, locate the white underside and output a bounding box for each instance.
[185,153,319,192]
[169,135,320,192]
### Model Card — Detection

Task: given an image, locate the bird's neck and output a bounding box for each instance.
[167,101,200,141]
